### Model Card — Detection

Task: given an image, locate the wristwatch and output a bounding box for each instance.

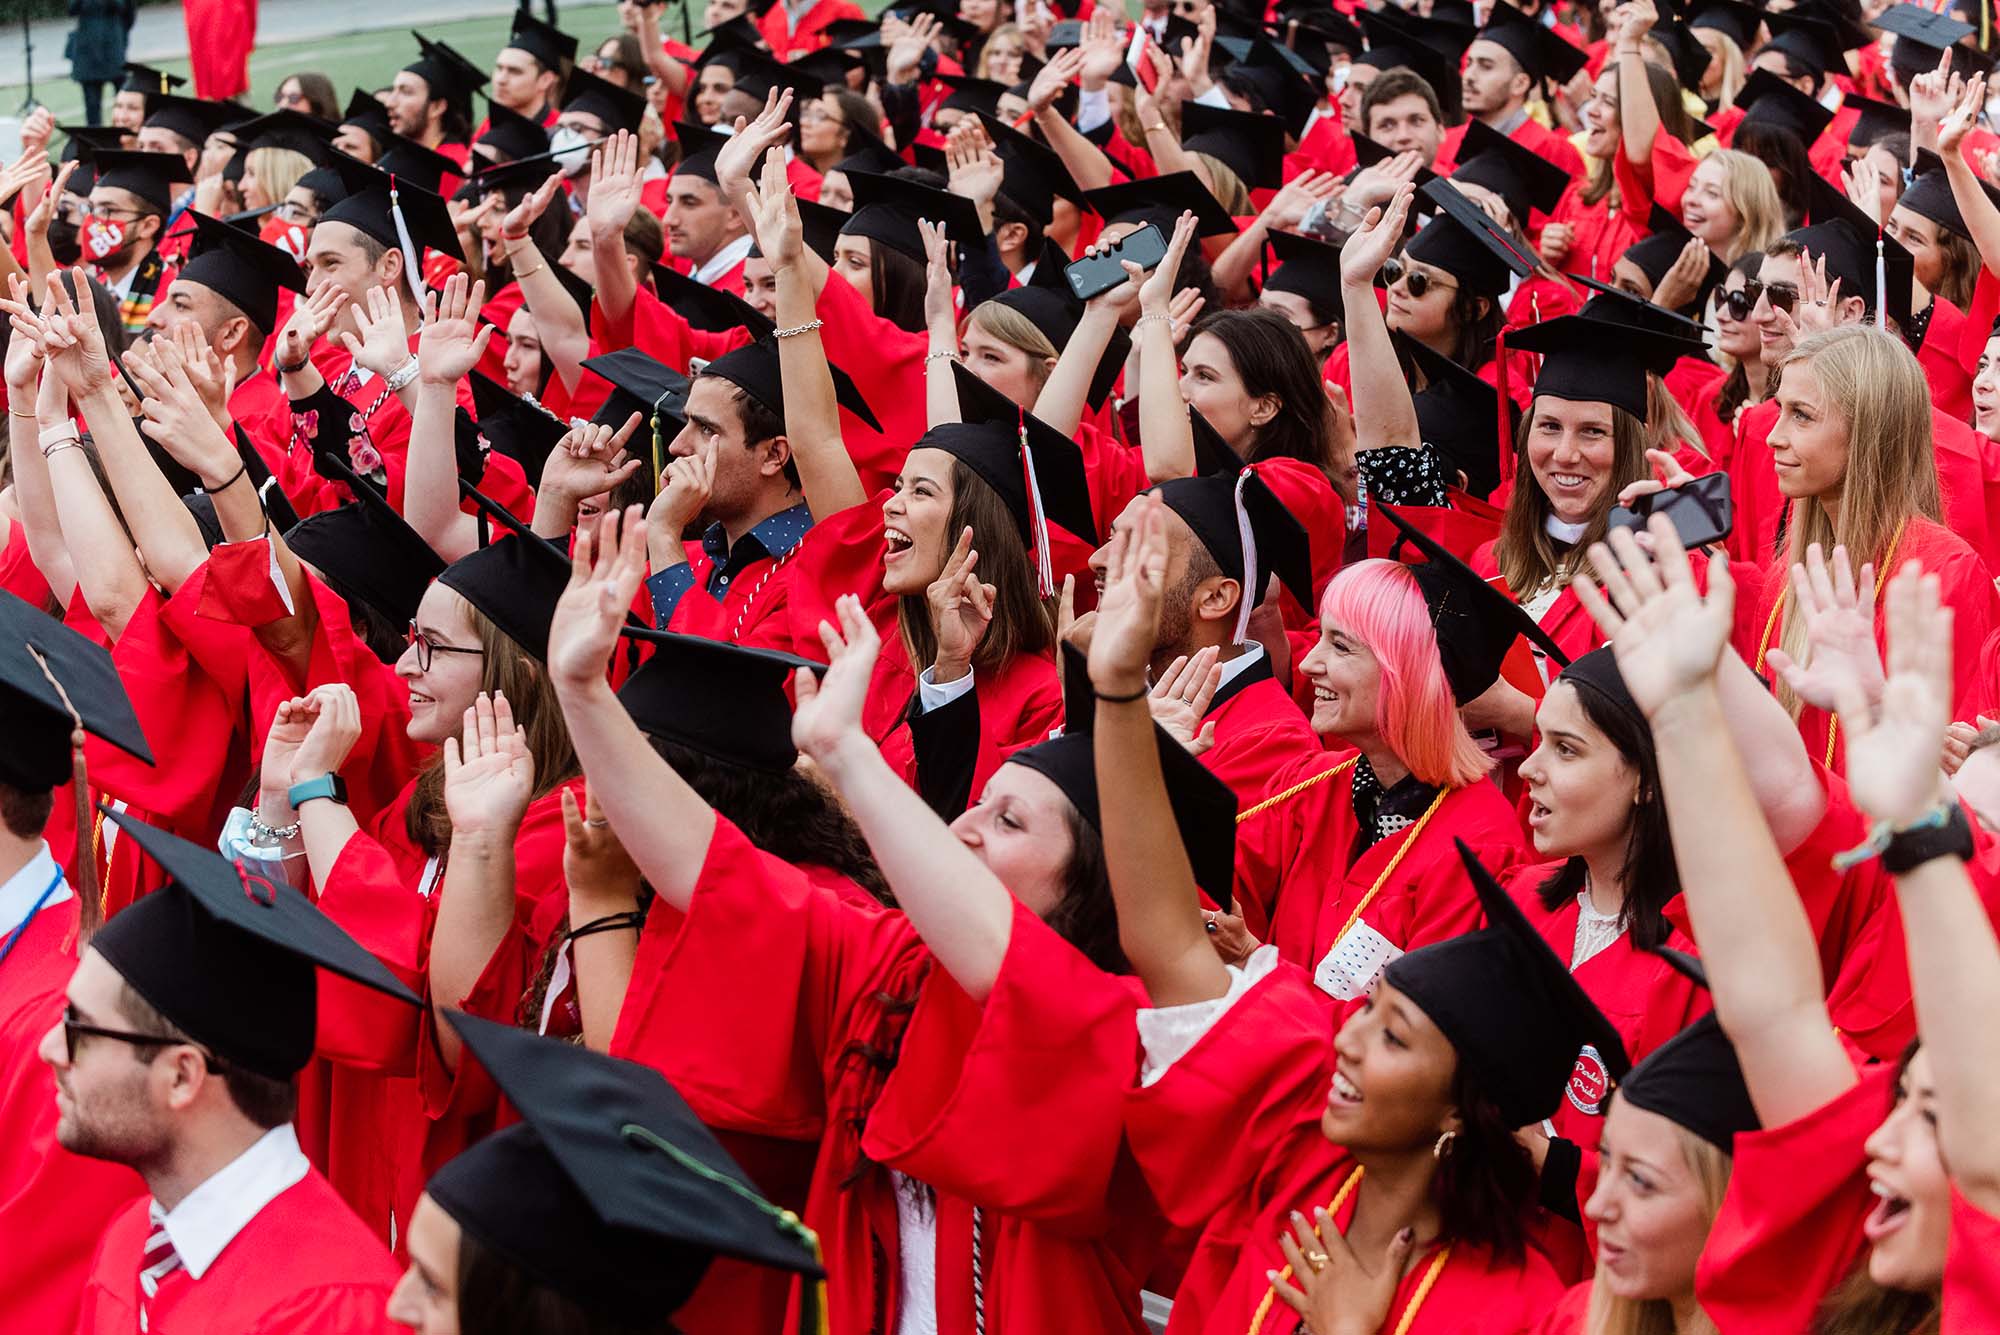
[286,773,350,810]
[1882,801,1975,874]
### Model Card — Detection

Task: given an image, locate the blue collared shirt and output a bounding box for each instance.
[648,501,814,628]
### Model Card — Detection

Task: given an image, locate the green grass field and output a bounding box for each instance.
[2,3,656,124]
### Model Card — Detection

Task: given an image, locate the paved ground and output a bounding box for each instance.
[0,0,647,121]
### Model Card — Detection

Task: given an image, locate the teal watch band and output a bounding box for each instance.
[286,773,348,809]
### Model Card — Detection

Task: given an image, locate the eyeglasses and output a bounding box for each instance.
[1378,257,1457,298]
[274,200,317,225]
[1741,278,1799,316]
[405,619,482,671]
[86,204,150,222]
[63,1007,227,1070]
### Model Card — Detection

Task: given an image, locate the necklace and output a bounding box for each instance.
[1246,1165,1454,1335]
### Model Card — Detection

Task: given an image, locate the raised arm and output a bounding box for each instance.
[1028,50,1118,193]
[1339,186,1422,454]
[1088,492,1231,1004]
[560,780,644,1053]
[794,594,1020,1000]
[0,278,75,602]
[532,415,645,541]
[584,130,647,336]
[1134,212,1203,482]
[719,92,831,291]
[407,273,495,562]
[919,219,963,431]
[1035,255,1141,437]
[1841,565,2000,1212]
[1208,171,1341,303]
[1613,0,1663,167]
[124,333,270,585]
[427,690,536,1072]
[627,0,690,99]
[1937,77,2000,279]
[1575,518,1855,1126]
[500,176,590,394]
[744,151,864,518]
[21,162,75,296]
[336,284,421,417]
[33,354,147,637]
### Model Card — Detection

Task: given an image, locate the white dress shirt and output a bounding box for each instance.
[149,1125,311,1279]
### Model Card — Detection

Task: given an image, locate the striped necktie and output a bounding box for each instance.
[137,1218,183,1333]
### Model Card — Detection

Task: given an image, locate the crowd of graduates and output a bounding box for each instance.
[7,0,2000,1330]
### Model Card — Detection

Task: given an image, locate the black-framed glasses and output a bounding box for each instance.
[1378,257,1457,299]
[1742,278,1799,315]
[63,1008,227,1070]
[406,619,483,672]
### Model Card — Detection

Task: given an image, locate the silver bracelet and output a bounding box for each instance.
[384,356,423,393]
[924,349,960,365]
[773,318,824,339]
[1134,313,1173,335]
[249,814,302,845]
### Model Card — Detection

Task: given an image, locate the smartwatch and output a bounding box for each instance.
[286,773,350,810]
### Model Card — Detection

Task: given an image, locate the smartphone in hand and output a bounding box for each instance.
[1065,223,1169,302]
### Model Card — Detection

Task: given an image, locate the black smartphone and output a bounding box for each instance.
[1065,223,1169,302]
[1607,471,1733,549]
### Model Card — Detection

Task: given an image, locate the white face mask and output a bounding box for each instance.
[549,127,595,178]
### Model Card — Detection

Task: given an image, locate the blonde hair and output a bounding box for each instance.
[1772,327,1940,716]
[976,22,1026,80]
[1192,151,1252,217]
[1703,149,1783,263]
[1648,373,1707,464]
[968,299,1060,392]
[245,146,313,208]
[1697,28,1747,109]
[1585,1123,1733,1335]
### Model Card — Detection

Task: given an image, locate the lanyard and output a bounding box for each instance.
[0,867,66,970]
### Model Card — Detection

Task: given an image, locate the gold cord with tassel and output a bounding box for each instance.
[24,644,98,940]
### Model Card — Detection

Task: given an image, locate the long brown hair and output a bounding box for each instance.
[406,598,580,856]
[1771,328,1940,717]
[1495,402,1650,597]
[896,458,1056,678]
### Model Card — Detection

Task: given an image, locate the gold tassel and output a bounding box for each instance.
[25,645,98,940]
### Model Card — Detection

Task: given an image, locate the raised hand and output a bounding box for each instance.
[561,780,641,915]
[336,282,412,379]
[1790,249,1843,336]
[1262,170,1341,233]
[1839,563,1954,828]
[586,129,647,236]
[887,13,941,84]
[742,147,803,270]
[1272,1210,1418,1335]
[541,411,646,507]
[1939,72,1985,157]
[1178,5,1216,95]
[1089,492,1168,695]
[288,683,364,784]
[548,505,649,692]
[39,266,113,398]
[1763,543,1886,715]
[793,593,881,761]
[443,690,537,839]
[275,282,348,372]
[0,147,49,210]
[1149,646,1221,754]
[0,275,46,392]
[1908,45,1962,129]
[23,160,78,240]
[502,172,564,244]
[1136,210,1199,317]
[16,107,52,154]
[945,121,1005,209]
[134,338,241,482]
[1650,236,1715,313]
[1344,150,1425,213]
[167,321,236,430]
[926,527,996,675]
[1078,8,1128,88]
[1539,220,1576,266]
[713,89,796,202]
[1571,514,1737,718]
[1026,47,1085,112]
[261,694,323,796]
[1613,0,1658,44]
[1167,285,1206,343]
[918,217,957,334]
[1338,184,1413,289]
[417,272,494,386]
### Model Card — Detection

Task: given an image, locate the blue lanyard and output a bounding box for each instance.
[0,868,66,970]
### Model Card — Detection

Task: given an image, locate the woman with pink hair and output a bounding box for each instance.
[1232,504,1557,1009]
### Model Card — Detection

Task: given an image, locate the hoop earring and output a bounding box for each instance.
[1433,1129,1457,1160]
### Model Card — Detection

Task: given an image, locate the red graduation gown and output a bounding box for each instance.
[1437,117,1585,207]
[1126,958,1565,1334]
[658,528,807,647]
[1526,1280,1591,1334]
[0,896,145,1334]
[1694,1063,1892,1335]
[1919,296,1976,425]
[595,283,753,378]
[1197,656,1322,810]
[814,267,926,494]
[757,0,868,58]
[1946,1186,2000,1329]
[1233,752,1528,978]
[616,817,1159,1335]
[1547,178,1647,286]
[75,1168,400,1334]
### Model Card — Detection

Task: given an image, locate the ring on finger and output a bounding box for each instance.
[1302,1249,1329,1269]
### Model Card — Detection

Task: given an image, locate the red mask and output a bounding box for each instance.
[259,215,308,261]
[81,216,126,262]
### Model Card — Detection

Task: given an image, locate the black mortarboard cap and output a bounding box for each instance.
[1263,228,1344,321]
[697,13,768,59]
[1760,9,1851,76]
[471,153,564,198]
[1212,34,1322,133]
[228,108,339,164]
[798,196,849,260]
[431,1014,824,1324]
[1574,275,1714,349]
[121,62,187,100]
[60,124,129,158]
[1615,949,1759,1151]
[1843,91,1912,148]
[580,349,690,451]
[477,101,553,164]
[729,49,824,103]
[941,361,1099,544]
[1180,102,1287,192]
[1374,499,1569,700]
[616,631,822,771]
[841,169,986,260]
[1083,169,1240,237]
[287,449,447,626]
[977,110,1086,211]
[1451,117,1572,223]
[652,261,776,338]
[1689,0,1765,49]
[1396,330,1506,500]
[92,810,420,1079]
[1383,842,1630,1126]
[1649,15,1716,94]
[835,138,909,177]
[1615,210,1727,317]
[821,15,883,46]
[1900,147,2000,241]
[507,12,580,71]
[1356,10,1460,117]
[1733,67,1836,142]
[936,74,1010,119]
[562,66,650,135]
[671,119,730,183]
[1876,3,1992,77]
[1352,130,1440,196]
[84,148,191,211]
[318,159,465,261]
[142,93,241,147]
[174,209,306,332]
[790,46,868,87]
[439,489,573,662]
[1508,311,1709,421]
[989,238,1129,410]
[1405,178,1538,297]
[378,133,462,194]
[340,88,395,153]
[1190,403,1246,477]
[1797,171,1914,328]
[468,370,572,484]
[405,32,487,115]
[696,337,880,430]
[1154,469,1315,621]
[1556,645,1647,737]
[0,592,152,790]
[1477,2,1589,84]
[1007,722,1239,907]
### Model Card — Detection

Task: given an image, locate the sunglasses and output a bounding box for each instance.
[62,1007,227,1070]
[1378,257,1457,299]
[1737,278,1799,316]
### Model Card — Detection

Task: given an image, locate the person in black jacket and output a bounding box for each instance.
[66,0,137,127]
